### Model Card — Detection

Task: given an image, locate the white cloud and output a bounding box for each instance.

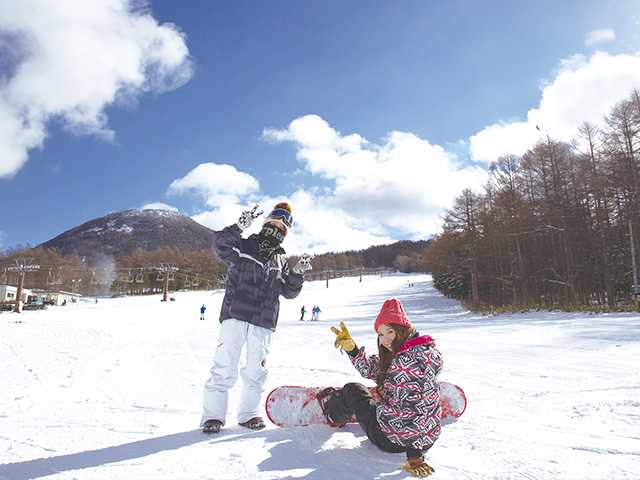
[168,163,259,206]
[172,117,486,253]
[469,52,640,164]
[585,29,616,46]
[169,163,261,230]
[141,202,178,212]
[0,0,193,178]
[281,190,397,254]
[264,115,487,237]
[190,189,397,254]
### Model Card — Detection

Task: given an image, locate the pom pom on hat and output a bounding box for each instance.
[274,202,292,213]
[373,299,412,332]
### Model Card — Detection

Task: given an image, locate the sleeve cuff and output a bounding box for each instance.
[347,344,360,357]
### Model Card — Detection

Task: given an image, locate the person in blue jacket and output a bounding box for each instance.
[200,304,206,321]
[201,202,313,433]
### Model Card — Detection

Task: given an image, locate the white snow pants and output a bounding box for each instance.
[201,318,272,426]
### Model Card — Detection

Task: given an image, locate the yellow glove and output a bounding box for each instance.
[330,321,356,352]
[401,457,434,477]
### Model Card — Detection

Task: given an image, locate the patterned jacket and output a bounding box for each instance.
[350,333,443,451]
[213,224,304,331]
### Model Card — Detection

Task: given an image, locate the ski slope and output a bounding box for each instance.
[1,273,639,479]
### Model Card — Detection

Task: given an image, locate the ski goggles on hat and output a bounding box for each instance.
[267,208,293,228]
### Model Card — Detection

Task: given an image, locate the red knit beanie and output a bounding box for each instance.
[373,299,412,332]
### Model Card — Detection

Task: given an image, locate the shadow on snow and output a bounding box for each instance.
[0,426,408,480]
[0,430,209,480]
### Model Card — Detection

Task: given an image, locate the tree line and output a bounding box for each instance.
[293,239,429,278]
[425,89,640,310]
[1,238,429,297]
[0,246,227,297]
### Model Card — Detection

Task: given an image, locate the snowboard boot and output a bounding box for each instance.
[317,387,351,426]
[202,419,223,434]
[239,416,266,430]
[401,455,435,477]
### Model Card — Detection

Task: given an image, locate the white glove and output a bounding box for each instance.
[293,253,313,275]
[236,205,263,231]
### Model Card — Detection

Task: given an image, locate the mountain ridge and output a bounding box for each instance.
[38,209,214,258]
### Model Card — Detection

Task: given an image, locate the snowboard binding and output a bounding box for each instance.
[316,387,350,427]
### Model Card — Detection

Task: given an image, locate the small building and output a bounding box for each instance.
[58,291,81,305]
[36,290,82,306]
[0,285,18,302]
[0,285,32,302]
[0,285,35,312]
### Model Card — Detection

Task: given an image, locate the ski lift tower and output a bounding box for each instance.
[7,258,40,313]
[156,263,179,302]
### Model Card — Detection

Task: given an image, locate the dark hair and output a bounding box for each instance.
[376,324,417,389]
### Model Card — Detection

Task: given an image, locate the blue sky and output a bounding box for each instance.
[1,0,639,254]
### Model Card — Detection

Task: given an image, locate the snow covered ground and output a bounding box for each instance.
[1,273,639,480]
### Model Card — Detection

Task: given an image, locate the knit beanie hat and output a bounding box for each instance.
[263,201,293,234]
[373,299,412,332]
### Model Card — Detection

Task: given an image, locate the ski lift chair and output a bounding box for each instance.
[54,267,64,285]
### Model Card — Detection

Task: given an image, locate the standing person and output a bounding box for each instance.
[321,299,443,477]
[313,305,321,321]
[310,305,317,321]
[201,202,313,434]
[200,304,207,321]
[300,305,306,322]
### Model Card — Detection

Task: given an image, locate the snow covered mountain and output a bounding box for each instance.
[38,209,214,258]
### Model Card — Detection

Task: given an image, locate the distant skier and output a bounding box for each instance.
[311,305,321,321]
[322,299,442,477]
[200,304,206,321]
[300,305,306,321]
[201,202,313,434]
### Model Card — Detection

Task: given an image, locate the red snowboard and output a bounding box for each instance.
[265,381,466,427]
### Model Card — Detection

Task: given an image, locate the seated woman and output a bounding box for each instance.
[322,299,443,477]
